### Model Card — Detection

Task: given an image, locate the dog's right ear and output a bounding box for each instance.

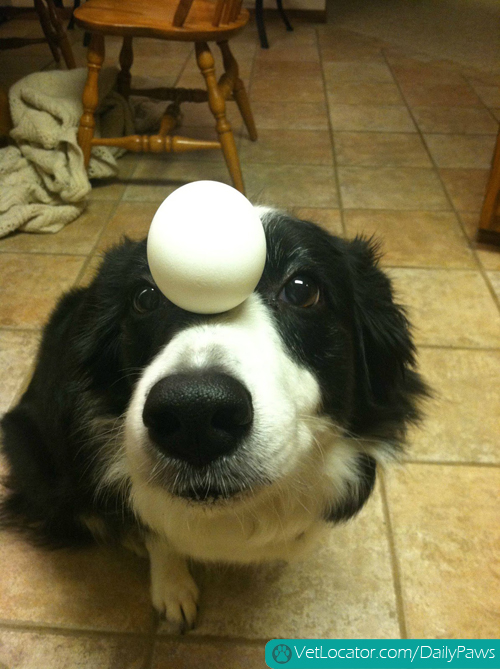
[343,236,427,439]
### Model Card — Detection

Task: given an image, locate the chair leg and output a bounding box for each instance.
[46,0,76,68]
[78,33,105,168]
[117,36,133,99]
[34,0,60,63]
[255,0,269,49]
[276,0,293,32]
[218,42,257,142]
[195,41,245,194]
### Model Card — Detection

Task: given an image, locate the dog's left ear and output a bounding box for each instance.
[343,236,426,438]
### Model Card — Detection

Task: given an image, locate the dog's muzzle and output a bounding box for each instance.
[142,371,253,468]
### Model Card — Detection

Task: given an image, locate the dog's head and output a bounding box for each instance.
[79,209,425,524]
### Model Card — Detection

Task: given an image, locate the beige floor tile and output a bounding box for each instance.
[317,27,381,49]
[0,330,39,414]
[338,167,449,210]
[411,106,499,134]
[327,83,403,105]
[344,211,474,268]
[126,37,193,59]
[122,159,230,202]
[0,533,152,632]
[294,208,343,236]
[328,105,416,132]
[264,22,317,44]
[250,77,325,103]
[254,45,319,62]
[181,489,399,639]
[465,72,500,87]
[251,101,329,130]
[129,55,188,80]
[245,164,338,208]
[77,255,105,288]
[0,201,115,256]
[408,348,500,463]
[439,168,489,212]
[0,629,149,669]
[321,44,384,63]
[488,271,500,300]
[399,83,481,107]
[470,84,500,108]
[88,154,139,202]
[253,60,321,79]
[390,62,466,86]
[388,268,500,347]
[386,465,500,638]
[152,639,264,669]
[177,102,243,130]
[424,134,497,169]
[323,61,394,83]
[334,132,431,167]
[96,202,160,252]
[240,130,333,165]
[0,254,84,329]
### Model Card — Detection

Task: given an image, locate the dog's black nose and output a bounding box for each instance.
[142,372,253,467]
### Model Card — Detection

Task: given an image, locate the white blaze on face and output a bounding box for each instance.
[125,294,322,483]
[121,293,364,563]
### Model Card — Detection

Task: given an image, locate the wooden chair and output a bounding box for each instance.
[73,0,258,193]
[0,0,76,69]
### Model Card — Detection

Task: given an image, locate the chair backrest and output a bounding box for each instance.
[173,0,243,28]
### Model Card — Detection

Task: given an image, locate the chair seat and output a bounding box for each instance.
[74,0,249,42]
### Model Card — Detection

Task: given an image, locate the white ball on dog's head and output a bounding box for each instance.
[147,181,267,314]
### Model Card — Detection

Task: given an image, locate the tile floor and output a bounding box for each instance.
[1,10,500,669]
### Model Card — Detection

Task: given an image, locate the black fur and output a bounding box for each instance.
[0,211,427,547]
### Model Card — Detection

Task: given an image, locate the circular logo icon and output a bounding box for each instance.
[272,644,292,664]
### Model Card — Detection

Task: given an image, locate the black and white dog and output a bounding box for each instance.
[1,208,426,631]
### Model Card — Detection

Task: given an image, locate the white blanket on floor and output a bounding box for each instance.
[0,67,134,238]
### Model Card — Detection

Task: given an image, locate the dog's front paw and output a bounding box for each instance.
[147,538,199,633]
[151,566,199,633]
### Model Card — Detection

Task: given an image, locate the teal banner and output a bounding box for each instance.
[265,640,499,669]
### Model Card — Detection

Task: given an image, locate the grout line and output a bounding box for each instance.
[417,343,500,351]
[0,618,271,648]
[154,632,266,646]
[0,619,153,639]
[379,471,407,639]
[316,27,345,235]
[0,249,88,258]
[72,196,124,287]
[402,459,500,468]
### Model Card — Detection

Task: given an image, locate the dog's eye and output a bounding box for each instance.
[279,275,320,308]
[133,286,160,314]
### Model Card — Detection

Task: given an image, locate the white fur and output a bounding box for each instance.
[120,293,363,555]
[112,292,364,627]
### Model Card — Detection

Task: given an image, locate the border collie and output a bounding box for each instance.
[1,208,426,631]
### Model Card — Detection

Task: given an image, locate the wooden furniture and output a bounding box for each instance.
[0,0,75,69]
[478,127,500,246]
[73,0,258,193]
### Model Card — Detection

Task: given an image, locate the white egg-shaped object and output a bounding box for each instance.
[147,181,267,314]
